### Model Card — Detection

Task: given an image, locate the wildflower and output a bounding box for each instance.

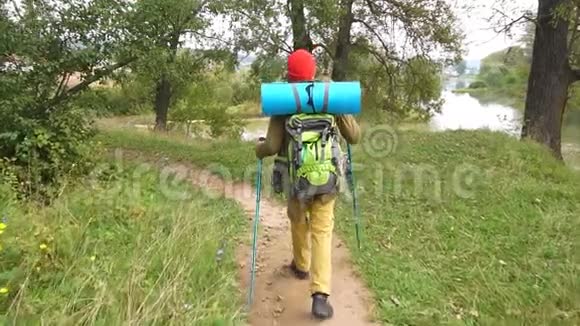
[0,288,8,294]
[0,222,6,235]
[90,256,96,262]
[39,243,48,250]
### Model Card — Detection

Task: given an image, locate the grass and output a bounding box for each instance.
[0,160,246,325]
[336,130,580,325]
[97,129,256,183]
[98,126,580,325]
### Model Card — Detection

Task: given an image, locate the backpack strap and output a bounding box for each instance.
[291,84,302,113]
[320,128,328,162]
[322,82,330,113]
[330,130,341,168]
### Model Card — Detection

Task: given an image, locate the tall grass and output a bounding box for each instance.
[0,162,246,325]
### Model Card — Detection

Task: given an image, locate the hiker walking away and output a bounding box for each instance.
[255,49,361,320]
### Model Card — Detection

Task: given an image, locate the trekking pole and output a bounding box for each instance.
[248,158,263,308]
[346,144,362,250]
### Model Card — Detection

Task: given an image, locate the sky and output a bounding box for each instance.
[454,0,536,61]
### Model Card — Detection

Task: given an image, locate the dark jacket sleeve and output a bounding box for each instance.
[336,115,361,144]
[255,116,285,159]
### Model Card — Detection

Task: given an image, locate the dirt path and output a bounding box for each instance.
[124,151,378,325]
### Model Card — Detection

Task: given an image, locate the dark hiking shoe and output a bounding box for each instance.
[289,260,309,280]
[311,293,334,320]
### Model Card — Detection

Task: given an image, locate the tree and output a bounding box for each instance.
[126,0,235,131]
[455,60,467,75]
[228,0,463,119]
[521,0,580,160]
[169,68,244,138]
[0,0,136,198]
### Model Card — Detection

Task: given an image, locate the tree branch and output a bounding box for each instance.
[10,0,23,20]
[312,43,334,57]
[352,18,393,57]
[47,57,137,107]
[234,9,292,53]
[352,19,405,65]
[491,9,535,35]
[54,73,70,99]
[568,9,580,53]
[365,0,378,15]
[572,68,580,82]
[188,30,230,46]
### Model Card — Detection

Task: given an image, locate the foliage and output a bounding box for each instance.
[75,80,153,118]
[0,162,246,324]
[169,69,245,139]
[0,0,137,198]
[347,41,445,121]
[0,103,97,200]
[468,81,487,89]
[125,0,239,130]
[467,31,580,112]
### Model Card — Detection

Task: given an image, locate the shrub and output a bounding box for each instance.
[469,80,487,89]
[77,81,153,118]
[0,102,96,200]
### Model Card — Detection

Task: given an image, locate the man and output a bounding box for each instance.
[255,49,361,320]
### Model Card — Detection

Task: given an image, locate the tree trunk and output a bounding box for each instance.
[154,35,180,131]
[288,0,313,51]
[331,0,354,81]
[521,0,572,160]
[154,75,171,131]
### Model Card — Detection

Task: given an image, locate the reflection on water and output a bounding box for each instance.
[429,91,522,136]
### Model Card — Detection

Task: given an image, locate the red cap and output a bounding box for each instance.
[287,49,316,82]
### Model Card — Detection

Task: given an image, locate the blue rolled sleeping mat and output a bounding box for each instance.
[260,81,361,116]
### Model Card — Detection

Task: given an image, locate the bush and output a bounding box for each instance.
[77,81,153,118]
[169,72,246,139]
[469,80,487,89]
[0,102,97,200]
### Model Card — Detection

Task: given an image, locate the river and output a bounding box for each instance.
[241,88,580,169]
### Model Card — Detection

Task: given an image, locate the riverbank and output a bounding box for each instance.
[452,87,526,109]
[97,126,580,325]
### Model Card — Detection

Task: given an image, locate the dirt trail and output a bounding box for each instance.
[129,152,378,326]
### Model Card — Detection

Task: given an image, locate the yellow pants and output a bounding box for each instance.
[287,195,336,295]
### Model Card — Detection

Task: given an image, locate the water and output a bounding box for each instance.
[429,91,522,136]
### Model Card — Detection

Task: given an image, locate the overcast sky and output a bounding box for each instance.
[455,0,536,61]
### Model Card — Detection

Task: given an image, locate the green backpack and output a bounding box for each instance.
[282,113,345,202]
